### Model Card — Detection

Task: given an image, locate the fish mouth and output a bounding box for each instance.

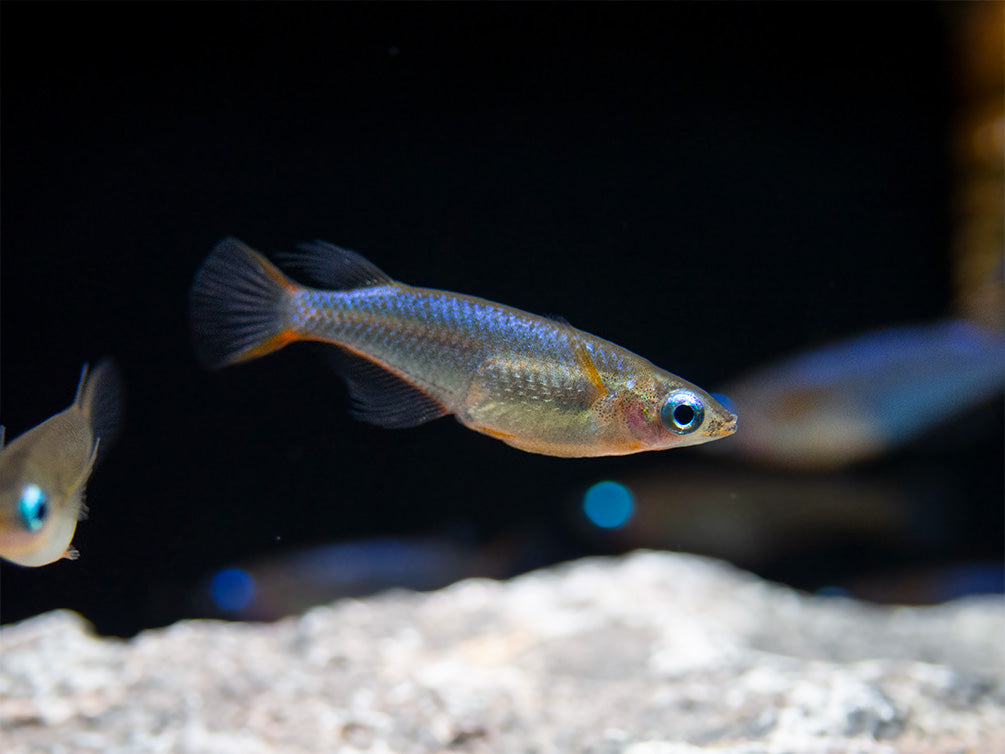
[707,411,738,438]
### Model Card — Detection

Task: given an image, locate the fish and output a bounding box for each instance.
[199,535,519,621]
[592,466,920,567]
[0,360,122,566]
[709,320,1005,470]
[189,237,736,457]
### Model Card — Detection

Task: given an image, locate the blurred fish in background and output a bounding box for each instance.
[708,319,1004,471]
[194,532,551,621]
[837,561,1004,605]
[0,361,122,567]
[572,465,999,605]
[578,469,926,566]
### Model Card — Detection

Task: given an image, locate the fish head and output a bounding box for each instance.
[0,447,81,567]
[618,375,738,453]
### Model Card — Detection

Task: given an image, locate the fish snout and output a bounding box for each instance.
[708,410,738,439]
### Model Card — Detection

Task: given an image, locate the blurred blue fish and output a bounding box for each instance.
[836,562,1005,605]
[579,465,998,603]
[197,535,524,621]
[582,466,923,567]
[712,320,1005,470]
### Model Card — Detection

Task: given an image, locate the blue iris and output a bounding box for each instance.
[661,390,704,434]
[18,484,48,532]
[583,480,635,529]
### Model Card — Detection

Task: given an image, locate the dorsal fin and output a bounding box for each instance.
[71,362,91,406]
[324,347,449,428]
[275,240,394,290]
[74,359,124,464]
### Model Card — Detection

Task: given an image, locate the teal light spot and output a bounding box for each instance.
[583,481,634,529]
[210,568,256,612]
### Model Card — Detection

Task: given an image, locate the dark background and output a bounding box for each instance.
[2,3,998,636]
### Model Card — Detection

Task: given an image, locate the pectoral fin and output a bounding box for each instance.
[546,315,609,405]
[68,439,99,497]
[569,336,609,404]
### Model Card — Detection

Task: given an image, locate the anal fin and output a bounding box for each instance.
[325,347,449,428]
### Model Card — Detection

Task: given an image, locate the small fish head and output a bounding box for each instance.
[0,472,79,567]
[621,377,738,452]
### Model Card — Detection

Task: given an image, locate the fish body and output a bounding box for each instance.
[0,361,122,566]
[713,320,1005,469]
[190,238,736,457]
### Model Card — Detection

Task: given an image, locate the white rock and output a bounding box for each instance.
[1,551,1002,753]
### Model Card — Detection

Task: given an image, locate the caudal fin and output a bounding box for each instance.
[190,237,299,369]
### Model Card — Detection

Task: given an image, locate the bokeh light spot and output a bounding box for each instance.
[583,481,635,529]
[210,567,256,612]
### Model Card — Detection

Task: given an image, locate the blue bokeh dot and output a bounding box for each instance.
[583,480,635,529]
[210,567,256,612]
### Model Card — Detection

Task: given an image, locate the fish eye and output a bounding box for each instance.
[661,391,705,434]
[18,484,49,532]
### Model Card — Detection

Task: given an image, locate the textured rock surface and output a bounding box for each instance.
[1,551,1003,753]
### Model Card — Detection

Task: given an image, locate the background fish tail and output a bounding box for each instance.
[190,237,298,369]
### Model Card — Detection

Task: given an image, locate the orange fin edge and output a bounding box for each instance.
[231,331,299,364]
[478,426,519,441]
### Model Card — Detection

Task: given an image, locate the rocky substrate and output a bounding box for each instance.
[1,551,1002,753]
